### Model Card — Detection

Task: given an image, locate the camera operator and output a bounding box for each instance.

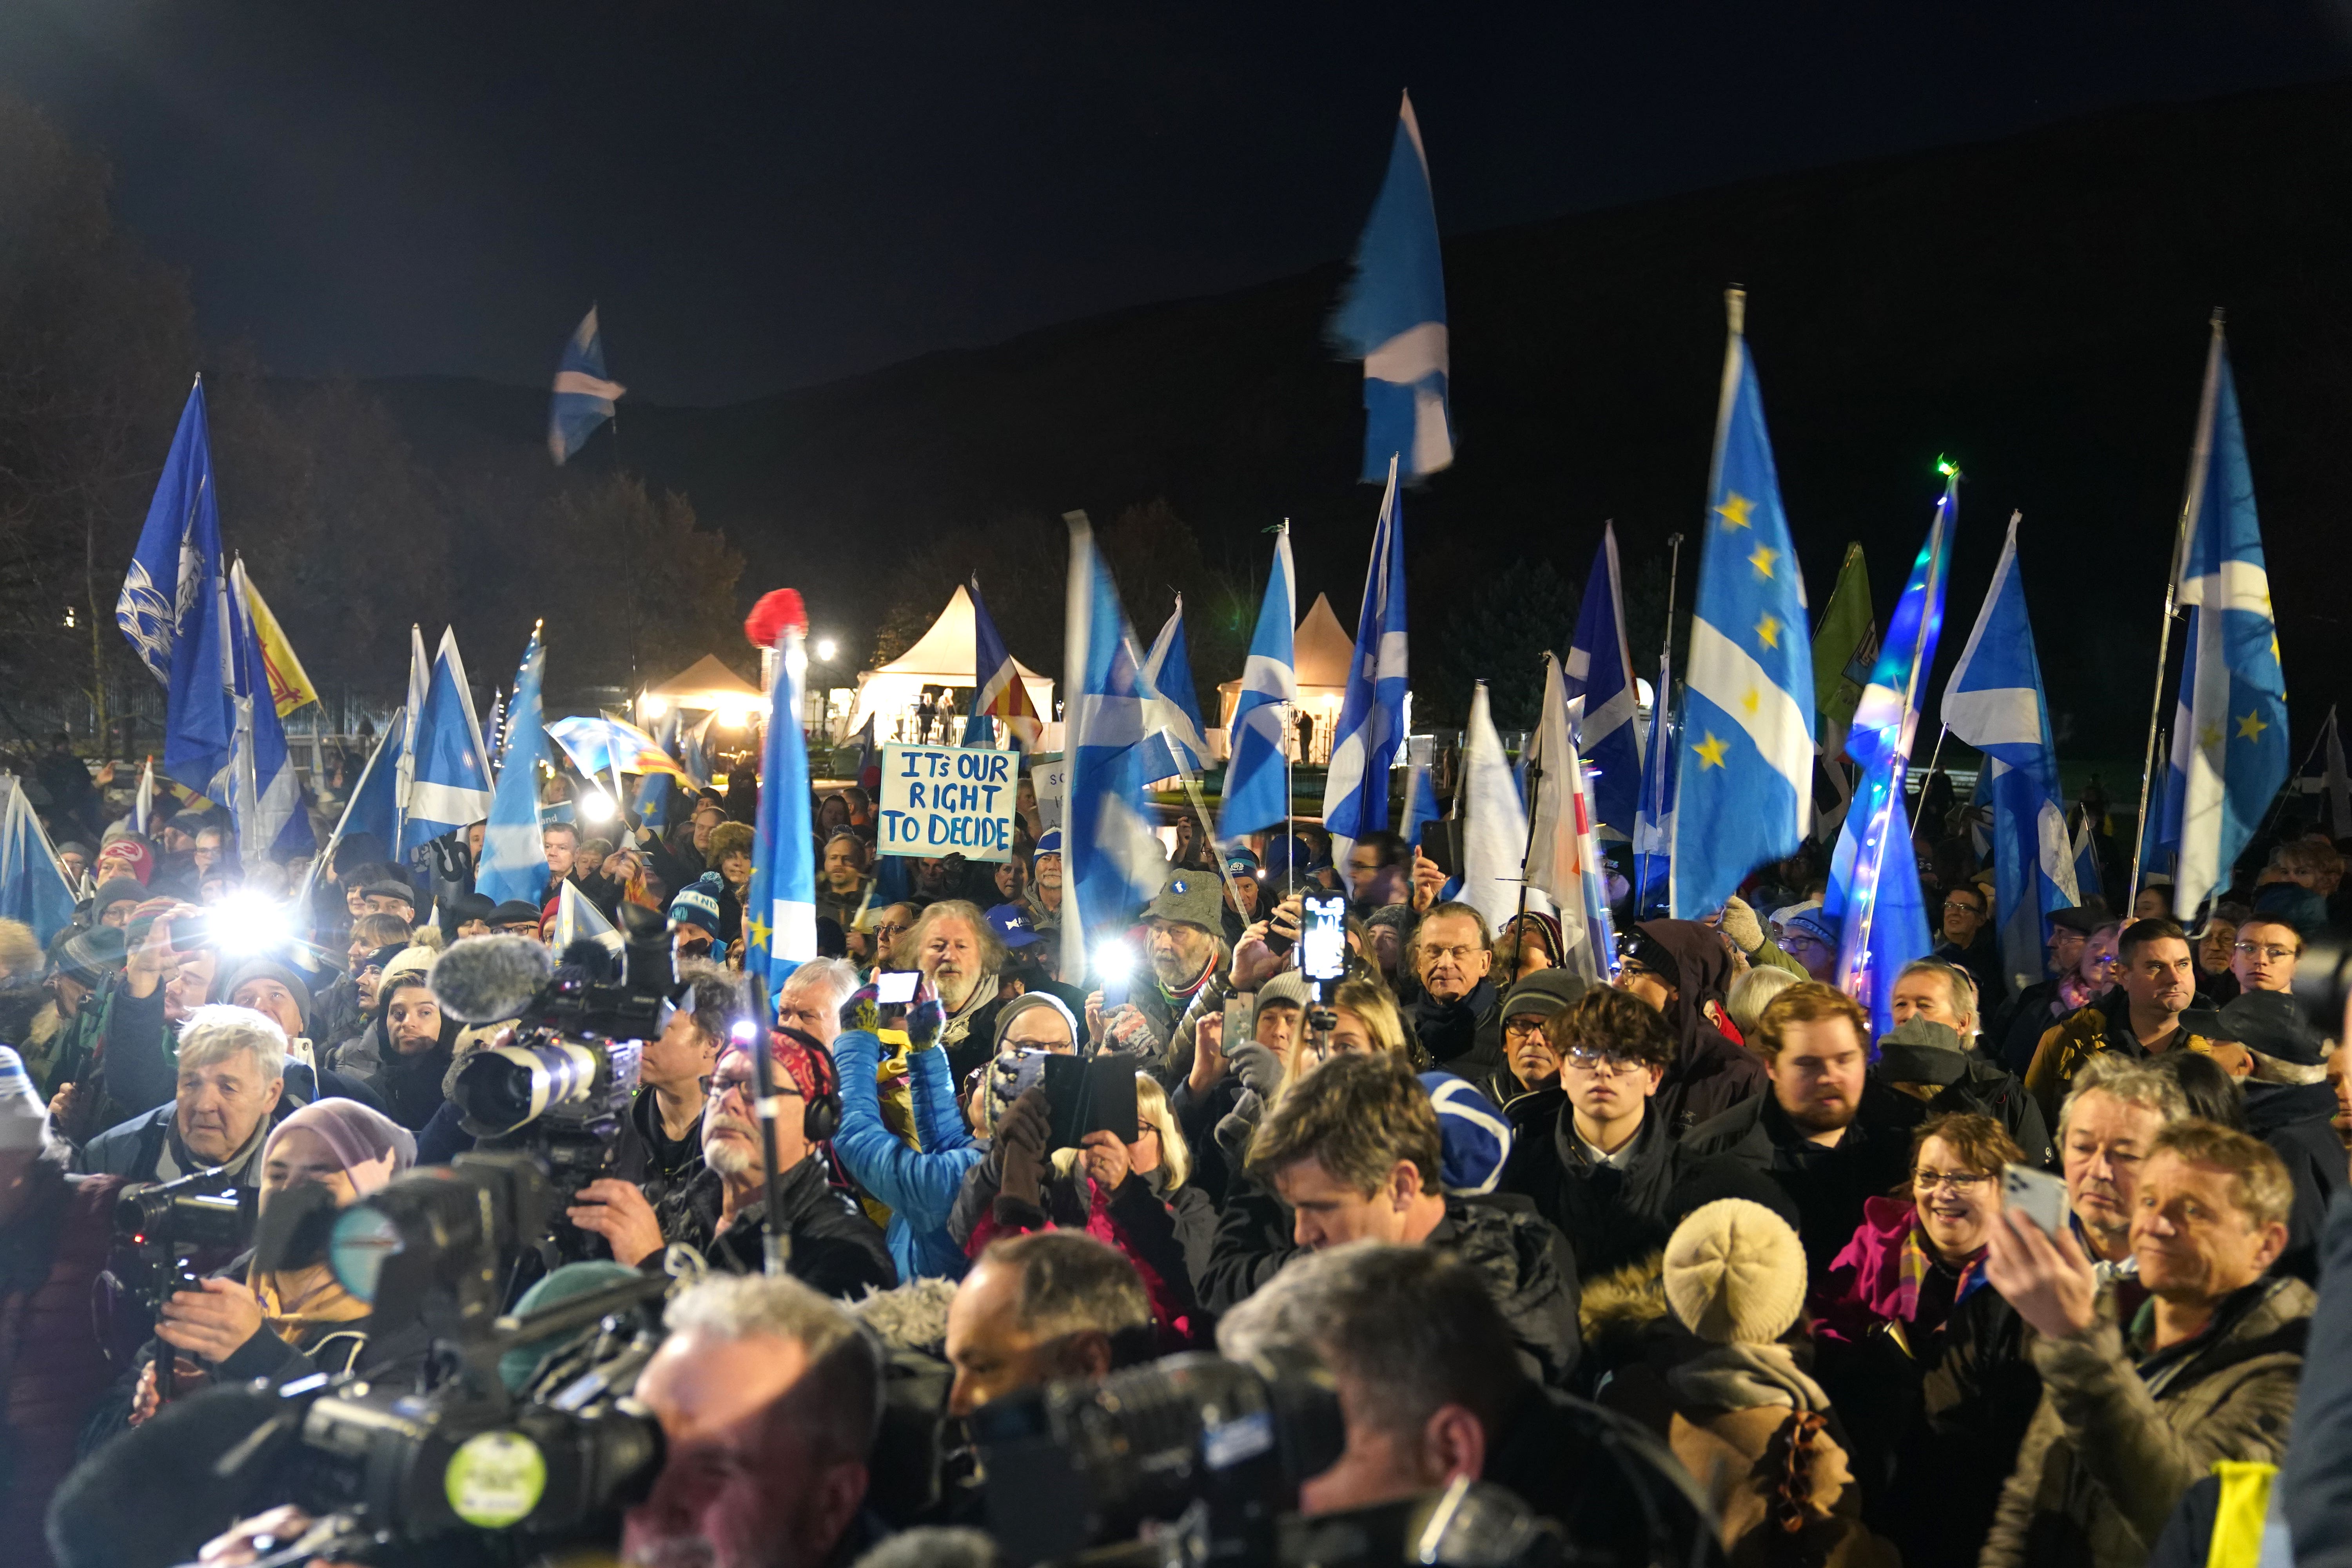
[124,1099,416,1425]
[73,1005,293,1185]
[944,1230,1156,1419]
[0,1048,119,1568]
[611,962,740,1206]
[569,1027,895,1298]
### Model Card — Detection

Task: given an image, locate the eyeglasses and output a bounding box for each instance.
[1564,1048,1650,1078]
[1913,1169,1992,1193]
[1503,1018,1552,1042]
[2234,942,2297,962]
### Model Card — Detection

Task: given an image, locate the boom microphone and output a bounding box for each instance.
[429,935,556,1023]
[47,1383,287,1568]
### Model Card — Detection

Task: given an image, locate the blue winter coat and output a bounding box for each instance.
[831,1028,985,1282]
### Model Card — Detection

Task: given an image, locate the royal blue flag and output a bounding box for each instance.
[325,714,403,867]
[1401,752,1440,850]
[400,628,496,855]
[748,594,817,989]
[475,626,553,907]
[1060,512,1167,981]
[548,306,626,465]
[1564,523,1645,839]
[1323,460,1411,853]
[0,775,77,946]
[1138,597,1209,784]
[1220,525,1300,838]
[1671,295,1815,918]
[1632,676,1677,915]
[119,379,237,795]
[1331,92,1453,481]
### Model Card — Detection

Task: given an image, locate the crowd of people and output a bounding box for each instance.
[3,736,2352,1568]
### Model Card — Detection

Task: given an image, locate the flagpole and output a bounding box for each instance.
[2251,711,2333,845]
[1635,532,1685,910]
[1283,701,1295,902]
[1511,654,1544,948]
[2129,310,2225,915]
[1910,724,1950,836]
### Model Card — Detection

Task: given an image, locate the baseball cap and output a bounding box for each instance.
[985,903,1043,949]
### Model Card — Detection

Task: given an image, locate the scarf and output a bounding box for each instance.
[156,1111,271,1184]
[1413,978,1495,1063]
[1666,1342,1832,1414]
[938,971,1000,1051]
[250,1261,369,1344]
[1894,1222,1988,1324]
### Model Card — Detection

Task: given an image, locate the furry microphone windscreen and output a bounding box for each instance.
[428,934,557,1022]
[47,1384,285,1568]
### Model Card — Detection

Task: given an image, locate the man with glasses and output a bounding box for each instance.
[2230,915,2302,995]
[569,1026,894,1297]
[1501,987,1682,1280]
[850,902,917,978]
[1933,880,2005,1007]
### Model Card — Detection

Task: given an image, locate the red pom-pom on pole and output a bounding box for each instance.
[744,588,807,649]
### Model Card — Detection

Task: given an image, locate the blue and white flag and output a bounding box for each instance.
[1526,655,1598,974]
[0,775,77,946]
[227,561,316,860]
[1061,511,1168,981]
[1671,296,1815,918]
[323,715,403,869]
[548,306,625,465]
[1138,597,1210,784]
[1323,459,1411,854]
[475,626,553,907]
[1331,92,1453,481]
[631,705,683,825]
[2073,809,2106,906]
[1942,510,2078,995]
[2159,323,2291,919]
[1632,675,1677,916]
[1401,752,1440,849]
[399,628,496,855]
[1219,525,1300,838]
[550,877,624,962]
[134,756,154,837]
[1826,475,1957,1036]
[484,688,507,773]
[1461,682,1544,933]
[119,379,238,794]
[748,593,817,989]
[1563,523,1645,839]
[395,625,428,849]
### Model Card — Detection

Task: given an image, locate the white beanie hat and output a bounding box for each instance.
[1663,1198,1808,1346]
[0,1047,49,1154]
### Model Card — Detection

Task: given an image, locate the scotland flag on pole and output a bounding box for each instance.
[1220,525,1299,838]
[1944,512,2079,993]
[748,592,817,989]
[475,626,553,907]
[971,578,1044,753]
[0,775,76,945]
[324,716,403,871]
[1563,523,1645,839]
[400,629,496,855]
[1061,512,1167,982]
[1331,92,1453,481]
[1138,597,1209,784]
[228,561,317,860]
[1671,294,1815,918]
[548,306,625,465]
[1323,458,1411,855]
[1824,475,1956,1036]
[119,379,237,795]
[1632,677,1677,915]
[1401,751,1440,849]
[2160,320,2290,918]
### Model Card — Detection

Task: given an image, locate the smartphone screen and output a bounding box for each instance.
[1301,893,1347,984]
[875,969,920,1006]
[2000,1163,2070,1238]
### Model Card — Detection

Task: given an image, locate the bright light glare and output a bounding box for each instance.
[641,695,669,719]
[578,789,617,824]
[209,891,291,956]
[731,1020,757,1044]
[1092,940,1134,982]
[814,637,839,662]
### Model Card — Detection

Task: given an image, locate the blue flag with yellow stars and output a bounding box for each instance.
[747,591,817,991]
[2161,319,2288,918]
[1671,291,1816,918]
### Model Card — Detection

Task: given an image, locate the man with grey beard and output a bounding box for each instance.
[568,1025,894,1297]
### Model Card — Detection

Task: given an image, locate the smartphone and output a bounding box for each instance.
[1421,821,1463,881]
[1221,994,1252,1054]
[1301,892,1347,985]
[2001,1163,2070,1238]
[875,969,920,1006]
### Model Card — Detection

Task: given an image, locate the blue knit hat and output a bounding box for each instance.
[1419,1072,1513,1197]
[669,873,723,937]
[1032,828,1063,862]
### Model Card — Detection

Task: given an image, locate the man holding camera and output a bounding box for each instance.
[568,1027,894,1299]
[1092,870,1225,1066]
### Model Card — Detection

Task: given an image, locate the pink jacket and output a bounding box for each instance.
[1814,1194,1989,1347]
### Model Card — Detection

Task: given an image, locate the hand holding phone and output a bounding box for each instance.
[875,969,920,1006]
[2000,1163,2070,1239]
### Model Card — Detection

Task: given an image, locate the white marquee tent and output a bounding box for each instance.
[845,586,1055,742]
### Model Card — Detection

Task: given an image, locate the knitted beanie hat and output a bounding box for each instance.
[1663,1198,1808,1345]
[669,873,724,937]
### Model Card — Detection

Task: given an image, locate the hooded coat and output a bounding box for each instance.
[1636,920,1768,1135]
[328,981,462,1132]
[1499,1085,1680,1284]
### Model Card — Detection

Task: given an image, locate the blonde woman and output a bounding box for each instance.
[1048,1074,1214,1292]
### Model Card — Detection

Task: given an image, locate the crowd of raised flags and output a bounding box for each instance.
[0,91,2315,1019]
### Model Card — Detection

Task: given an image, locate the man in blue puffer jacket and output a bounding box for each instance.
[831,971,986,1281]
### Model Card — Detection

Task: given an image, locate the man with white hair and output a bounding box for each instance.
[621,1273,887,1568]
[73,1005,290,1185]
[776,956,861,1049]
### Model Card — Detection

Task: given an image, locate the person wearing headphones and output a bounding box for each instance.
[566,1025,897,1299]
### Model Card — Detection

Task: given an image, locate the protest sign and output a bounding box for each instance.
[1030,757,1066,831]
[879,744,1019,860]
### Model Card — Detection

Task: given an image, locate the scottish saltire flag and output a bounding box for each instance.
[227,561,316,860]
[1219,524,1300,838]
[1461,682,1548,933]
[1671,295,1815,918]
[322,716,403,872]
[475,628,553,907]
[1825,475,1957,1036]
[395,625,428,849]
[1138,597,1210,784]
[1060,511,1167,982]
[969,578,1044,752]
[548,306,625,465]
[119,379,238,793]
[1526,655,1602,976]
[2073,811,2106,905]
[240,572,318,717]
[1323,459,1412,854]
[135,756,154,836]
[550,878,624,961]
[748,593,817,989]
[0,775,77,946]
[1631,675,1677,915]
[396,629,495,855]
[547,717,692,782]
[1401,753,1440,849]
[1563,522,1644,838]
[2159,325,2290,919]
[1943,512,2080,995]
[1331,92,1453,481]
[682,711,720,792]
[631,705,683,825]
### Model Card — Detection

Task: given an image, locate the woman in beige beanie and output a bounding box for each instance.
[1599,1198,1897,1567]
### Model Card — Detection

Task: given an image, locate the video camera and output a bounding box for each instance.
[970,1348,1566,1568]
[209,1152,670,1566]
[110,1165,257,1397]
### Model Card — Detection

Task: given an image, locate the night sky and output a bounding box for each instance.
[4,1,2348,405]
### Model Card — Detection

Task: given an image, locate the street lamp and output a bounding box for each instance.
[814,636,839,663]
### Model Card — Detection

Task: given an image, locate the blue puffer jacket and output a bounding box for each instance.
[832,1028,985,1282]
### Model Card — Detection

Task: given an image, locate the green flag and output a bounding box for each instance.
[1810,544,1877,841]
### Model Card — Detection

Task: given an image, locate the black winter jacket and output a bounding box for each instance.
[1499,1089,1679,1283]
[2243,1079,2348,1285]
[1675,1086,1918,1277]
[652,1156,896,1299]
[1412,978,1504,1082]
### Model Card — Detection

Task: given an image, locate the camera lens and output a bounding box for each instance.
[456,1043,599,1134]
